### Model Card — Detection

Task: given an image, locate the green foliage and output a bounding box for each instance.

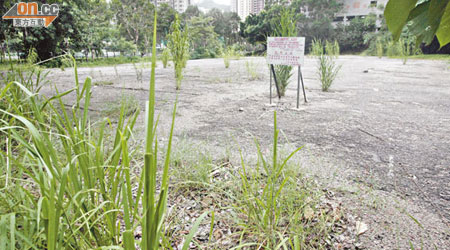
[311,39,324,56]
[112,0,156,56]
[384,0,450,46]
[245,60,261,80]
[314,39,342,91]
[325,40,340,57]
[236,112,333,248]
[161,48,171,68]
[157,3,177,43]
[397,38,411,64]
[376,38,384,58]
[0,12,205,249]
[223,50,231,69]
[188,16,223,59]
[222,46,242,69]
[318,53,341,91]
[206,9,241,46]
[240,0,341,53]
[1,1,92,61]
[334,15,377,53]
[168,14,190,90]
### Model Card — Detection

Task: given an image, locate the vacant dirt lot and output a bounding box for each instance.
[44,56,450,249]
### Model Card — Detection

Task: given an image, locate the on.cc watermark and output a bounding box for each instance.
[2,2,59,28]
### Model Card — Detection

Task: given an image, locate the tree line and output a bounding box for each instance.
[1,0,448,65]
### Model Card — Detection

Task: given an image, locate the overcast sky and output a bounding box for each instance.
[192,0,231,6]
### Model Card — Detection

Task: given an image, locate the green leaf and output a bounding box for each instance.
[181,211,209,250]
[437,2,450,46]
[385,0,419,40]
[428,0,449,35]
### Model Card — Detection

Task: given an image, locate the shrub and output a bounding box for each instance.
[318,53,341,91]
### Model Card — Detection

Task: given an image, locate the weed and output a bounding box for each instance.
[102,95,139,118]
[325,40,340,58]
[133,62,143,82]
[245,60,262,81]
[236,112,334,248]
[168,14,189,90]
[376,38,384,58]
[161,48,170,68]
[311,39,324,56]
[318,54,341,91]
[0,10,203,249]
[397,38,411,65]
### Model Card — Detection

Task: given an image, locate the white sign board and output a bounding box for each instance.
[267,37,305,66]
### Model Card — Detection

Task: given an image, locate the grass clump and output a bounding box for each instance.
[236,112,336,248]
[0,10,204,250]
[245,60,262,80]
[161,48,171,68]
[222,46,241,69]
[311,39,324,56]
[318,54,341,92]
[102,94,139,118]
[325,40,340,58]
[312,39,341,91]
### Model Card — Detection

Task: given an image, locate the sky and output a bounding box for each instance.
[192,0,231,6]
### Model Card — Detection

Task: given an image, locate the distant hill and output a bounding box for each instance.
[196,0,230,12]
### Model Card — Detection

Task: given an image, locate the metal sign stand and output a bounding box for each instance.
[297,66,307,108]
[269,64,307,108]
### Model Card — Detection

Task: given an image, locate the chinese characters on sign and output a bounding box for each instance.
[14,18,45,27]
[267,37,305,66]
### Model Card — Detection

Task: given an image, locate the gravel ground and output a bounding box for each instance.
[43,55,450,249]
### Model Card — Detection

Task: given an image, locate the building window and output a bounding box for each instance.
[333,16,344,22]
[370,1,377,8]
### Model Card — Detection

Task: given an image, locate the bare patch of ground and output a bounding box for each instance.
[43,56,450,249]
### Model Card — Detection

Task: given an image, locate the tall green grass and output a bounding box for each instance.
[0,9,205,249]
[238,112,303,248]
[311,38,341,91]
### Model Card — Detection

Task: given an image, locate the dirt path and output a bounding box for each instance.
[44,56,450,249]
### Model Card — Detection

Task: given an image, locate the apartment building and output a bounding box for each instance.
[232,0,387,25]
[231,0,265,21]
[335,0,388,27]
[154,0,191,13]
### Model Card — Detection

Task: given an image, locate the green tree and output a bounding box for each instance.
[207,10,241,45]
[334,14,377,53]
[291,0,342,43]
[188,16,222,58]
[157,3,177,45]
[1,1,88,62]
[77,0,112,61]
[182,5,202,21]
[223,12,241,45]
[111,0,155,56]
